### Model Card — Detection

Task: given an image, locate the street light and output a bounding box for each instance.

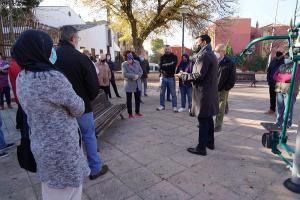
[179,6,189,56]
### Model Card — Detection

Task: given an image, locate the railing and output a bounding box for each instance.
[0,15,59,58]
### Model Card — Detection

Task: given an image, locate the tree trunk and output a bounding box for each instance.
[132,37,144,55]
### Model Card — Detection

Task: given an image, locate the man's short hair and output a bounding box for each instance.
[197,34,211,44]
[59,25,78,42]
[276,51,283,57]
[123,50,131,59]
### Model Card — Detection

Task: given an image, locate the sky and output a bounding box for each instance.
[40,0,298,52]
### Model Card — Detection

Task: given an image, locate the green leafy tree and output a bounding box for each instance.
[82,0,236,53]
[0,0,41,17]
[150,38,164,63]
[225,42,233,56]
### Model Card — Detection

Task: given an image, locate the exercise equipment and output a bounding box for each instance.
[239,23,300,193]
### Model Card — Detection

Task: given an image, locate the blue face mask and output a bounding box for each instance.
[49,47,57,64]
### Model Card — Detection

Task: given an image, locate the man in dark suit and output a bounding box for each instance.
[178,34,218,156]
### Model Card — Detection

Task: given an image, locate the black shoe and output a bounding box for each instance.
[167,99,171,102]
[0,143,15,151]
[144,94,148,97]
[89,165,109,180]
[187,147,207,156]
[140,100,144,104]
[116,95,122,98]
[207,144,215,150]
[0,152,8,158]
[214,126,222,132]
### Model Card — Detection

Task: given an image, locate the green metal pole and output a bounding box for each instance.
[280,62,298,151]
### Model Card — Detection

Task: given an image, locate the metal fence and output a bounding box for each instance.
[0,15,59,58]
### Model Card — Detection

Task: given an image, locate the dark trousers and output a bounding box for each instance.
[126,89,141,115]
[109,79,120,98]
[16,104,23,129]
[197,116,214,151]
[269,84,276,112]
[19,105,29,139]
[100,86,110,98]
[0,86,11,106]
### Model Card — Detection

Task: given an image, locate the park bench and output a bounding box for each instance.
[236,72,257,87]
[92,89,126,137]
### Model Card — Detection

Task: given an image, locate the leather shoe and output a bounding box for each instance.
[187,147,207,156]
[207,144,215,150]
[89,165,109,180]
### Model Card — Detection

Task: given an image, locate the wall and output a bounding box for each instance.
[210,18,251,55]
[77,25,117,61]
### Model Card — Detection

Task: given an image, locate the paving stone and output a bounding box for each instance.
[125,195,143,200]
[85,177,135,200]
[119,167,161,193]
[146,158,186,179]
[106,155,141,175]
[140,181,191,200]
[129,150,164,165]
[1,187,37,200]
[0,171,32,196]
[169,150,206,168]
[168,170,214,196]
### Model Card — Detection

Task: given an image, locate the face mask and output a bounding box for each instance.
[214,52,220,60]
[284,58,292,65]
[49,48,57,64]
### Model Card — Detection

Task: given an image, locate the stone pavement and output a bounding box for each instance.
[1,82,300,200]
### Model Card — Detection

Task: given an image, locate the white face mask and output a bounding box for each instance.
[284,58,292,65]
[214,52,220,60]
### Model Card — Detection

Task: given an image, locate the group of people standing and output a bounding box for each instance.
[156,35,236,156]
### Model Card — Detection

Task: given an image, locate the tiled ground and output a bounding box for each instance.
[1,82,300,200]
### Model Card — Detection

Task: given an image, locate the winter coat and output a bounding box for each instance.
[141,59,150,79]
[96,62,111,86]
[55,40,100,113]
[107,60,116,81]
[8,59,21,104]
[267,57,284,86]
[17,70,90,189]
[217,55,236,91]
[176,54,193,87]
[190,44,219,118]
[122,60,143,93]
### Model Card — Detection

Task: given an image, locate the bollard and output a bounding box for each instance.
[283,113,300,193]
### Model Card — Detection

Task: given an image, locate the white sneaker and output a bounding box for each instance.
[173,107,178,112]
[156,106,165,111]
[178,107,187,112]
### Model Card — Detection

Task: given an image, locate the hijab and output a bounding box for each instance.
[12,29,58,72]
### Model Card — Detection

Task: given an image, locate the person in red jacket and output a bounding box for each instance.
[9,57,29,139]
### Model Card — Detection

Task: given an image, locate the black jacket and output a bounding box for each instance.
[159,53,178,77]
[218,55,236,91]
[267,57,284,85]
[55,40,100,113]
[141,59,150,78]
[107,60,116,81]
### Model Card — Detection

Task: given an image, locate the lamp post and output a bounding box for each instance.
[179,7,189,56]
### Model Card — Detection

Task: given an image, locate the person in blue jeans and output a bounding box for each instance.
[176,54,193,114]
[0,112,15,158]
[55,25,108,180]
[273,54,300,129]
[157,45,178,112]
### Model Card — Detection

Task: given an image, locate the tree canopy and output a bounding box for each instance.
[0,0,41,17]
[82,0,236,53]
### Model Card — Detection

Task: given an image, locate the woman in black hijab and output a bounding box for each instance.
[13,30,89,200]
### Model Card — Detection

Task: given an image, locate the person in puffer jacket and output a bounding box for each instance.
[273,53,300,128]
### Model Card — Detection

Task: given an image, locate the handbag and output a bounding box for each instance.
[17,137,37,173]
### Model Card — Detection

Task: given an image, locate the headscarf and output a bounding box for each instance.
[12,29,57,72]
[127,53,134,61]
